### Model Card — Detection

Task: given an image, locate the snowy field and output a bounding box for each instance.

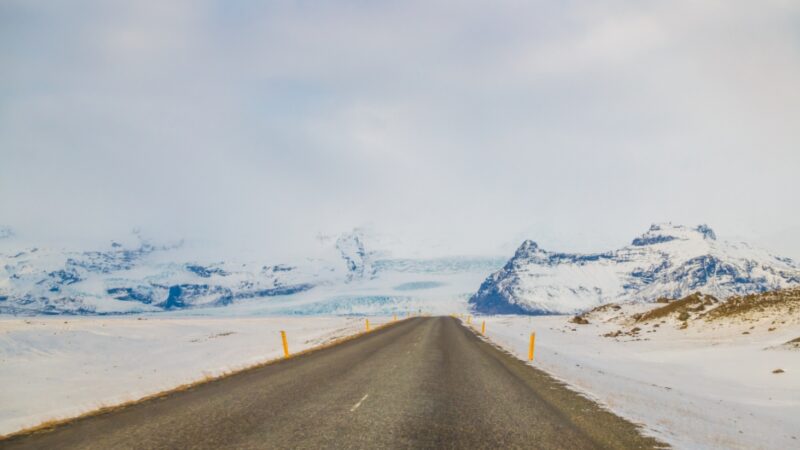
[0,315,389,436]
[475,314,800,449]
[3,311,798,448]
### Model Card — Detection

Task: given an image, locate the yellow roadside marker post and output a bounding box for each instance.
[365,319,370,332]
[528,332,536,361]
[481,321,486,335]
[393,314,397,322]
[280,330,290,358]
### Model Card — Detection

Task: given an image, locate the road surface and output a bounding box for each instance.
[1,317,663,449]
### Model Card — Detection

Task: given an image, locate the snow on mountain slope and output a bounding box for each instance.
[470,224,800,315]
[0,229,503,316]
[0,232,337,315]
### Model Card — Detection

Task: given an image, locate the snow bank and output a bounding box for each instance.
[0,316,385,436]
[474,314,800,449]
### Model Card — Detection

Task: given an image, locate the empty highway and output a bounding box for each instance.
[1,317,663,449]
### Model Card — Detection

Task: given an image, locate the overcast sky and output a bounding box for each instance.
[2,1,799,258]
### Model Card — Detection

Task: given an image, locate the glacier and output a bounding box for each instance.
[469,224,800,315]
[0,227,503,316]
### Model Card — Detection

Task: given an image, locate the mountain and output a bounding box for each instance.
[469,224,800,315]
[0,232,346,315]
[0,229,504,315]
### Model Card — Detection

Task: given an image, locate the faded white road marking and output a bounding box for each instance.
[350,394,368,412]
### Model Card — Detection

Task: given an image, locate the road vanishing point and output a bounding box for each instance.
[1,317,665,449]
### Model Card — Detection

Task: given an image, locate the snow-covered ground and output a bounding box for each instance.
[0,315,390,436]
[3,305,798,448]
[474,314,800,449]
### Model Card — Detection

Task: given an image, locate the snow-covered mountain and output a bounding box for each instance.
[0,237,320,315]
[0,228,503,315]
[469,224,800,315]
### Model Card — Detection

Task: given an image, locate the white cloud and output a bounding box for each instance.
[1,0,799,258]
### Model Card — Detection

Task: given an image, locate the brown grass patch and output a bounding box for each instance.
[701,288,800,321]
[569,315,590,325]
[581,303,623,322]
[587,303,622,314]
[637,292,718,323]
[783,337,800,350]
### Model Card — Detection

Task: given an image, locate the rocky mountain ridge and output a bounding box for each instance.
[469,224,800,314]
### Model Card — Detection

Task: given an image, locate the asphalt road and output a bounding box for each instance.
[1,317,664,449]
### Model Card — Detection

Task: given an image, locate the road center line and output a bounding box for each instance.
[350,394,368,412]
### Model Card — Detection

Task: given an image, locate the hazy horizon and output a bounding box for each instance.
[2,1,799,260]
